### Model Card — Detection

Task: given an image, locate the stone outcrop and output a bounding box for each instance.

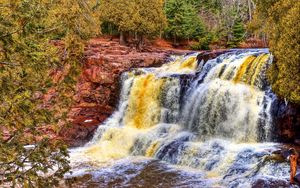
[271,100,300,143]
[60,38,188,146]
[196,49,230,63]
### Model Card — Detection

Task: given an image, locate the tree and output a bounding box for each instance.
[194,0,254,47]
[164,0,206,44]
[227,18,246,47]
[133,0,167,49]
[99,0,134,44]
[0,0,100,186]
[251,0,300,103]
[100,0,166,48]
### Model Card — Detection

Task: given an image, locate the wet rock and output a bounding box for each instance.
[271,98,300,143]
[295,173,300,184]
[156,133,193,163]
[179,74,198,102]
[270,149,291,160]
[64,174,93,187]
[197,50,231,63]
[60,123,98,147]
[295,139,300,146]
[252,177,290,188]
[281,150,291,159]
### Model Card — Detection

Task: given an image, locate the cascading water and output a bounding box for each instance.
[68,49,295,188]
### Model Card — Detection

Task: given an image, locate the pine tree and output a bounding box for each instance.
[228,19,246,48]
[164,0,205,44]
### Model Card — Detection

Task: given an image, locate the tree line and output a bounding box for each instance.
[0,0,299,187]
[99,0,254,49]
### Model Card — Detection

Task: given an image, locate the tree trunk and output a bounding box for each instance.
[119,31,127,45]
[135,32,138,40]
[173,35,177,46]
[136,34,144,51]
[247,0,252,20]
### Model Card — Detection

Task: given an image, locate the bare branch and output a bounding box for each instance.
[0,30,20,38]
[36,25,62,34]
[0,62,20,66]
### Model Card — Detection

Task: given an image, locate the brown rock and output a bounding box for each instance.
[271,100,300,143]
[252,178,290,188]
[83,67,114,84]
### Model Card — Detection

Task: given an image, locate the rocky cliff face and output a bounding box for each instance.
[59,38,187,146]
[271,100,300,143]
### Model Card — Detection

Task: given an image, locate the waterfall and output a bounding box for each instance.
[181,52,272,142]
[69,49,292,187]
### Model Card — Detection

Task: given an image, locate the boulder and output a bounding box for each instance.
[252,178,290,188]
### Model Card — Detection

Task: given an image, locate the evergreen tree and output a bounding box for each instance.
[228,19,246,47]
[252,0,300,103]
[164,0,205,44]
[0,0,100,186]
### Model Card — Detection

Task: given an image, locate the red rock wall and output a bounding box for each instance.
[60,38,179,146]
